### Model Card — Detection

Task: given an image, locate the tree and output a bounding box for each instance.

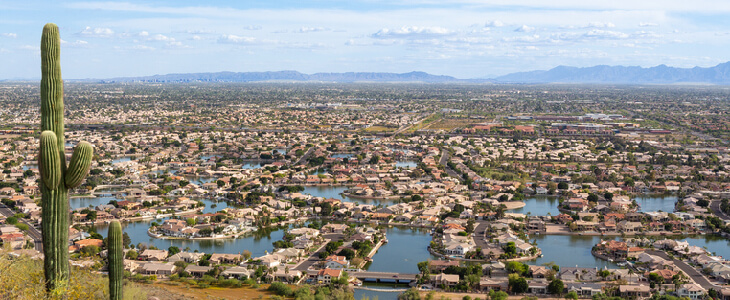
[242,250,252,260]
[504,242,517,256]
[168,246,181,256]
[564,291,578,299]
[125,249,138,260]
[557,182,569,190]
[489,290,508,300]
[547,278,564,295]
[508,273,528,294]
[506,261,527,275]
[398,287,421,300]
[604,192,613,202]
[337,248,355,261]
[465,219,475,234]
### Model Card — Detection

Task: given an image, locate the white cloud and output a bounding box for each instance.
[583,29,629,39]
[298,27,328,33]
[514,25,535,32]
[217,34,258,44]
[639,22,659,27]
[139,31,149,37]
[150,34,175,42]
[1,33,17,38]
[80,26,115,38]
[61,39,89,47]
[586,22,615,28]
[372,26,452,38]
[244,25,262,30]
[485,20,504,27]
[131,45,155,51]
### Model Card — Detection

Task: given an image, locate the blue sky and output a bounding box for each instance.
[2,0,730,79]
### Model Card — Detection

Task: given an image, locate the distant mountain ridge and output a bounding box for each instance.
[91,62,730,84]
[493,62,730,84]
[105,70,461,83]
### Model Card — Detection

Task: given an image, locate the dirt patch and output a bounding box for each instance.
[146,282,275,300]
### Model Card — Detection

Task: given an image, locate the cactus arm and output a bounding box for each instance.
[108,221,124,300]
[39,131,62,190]
[65,141,93,189]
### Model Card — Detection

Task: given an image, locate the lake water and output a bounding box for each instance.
[529,235,619,269]
[111,156,132,164]
[242,162,264,169]
[637,196,677,212]
[302,186,401,206]
[509,196,561,216]
[332,153,354,159]
[98,217,288,258]
[354,286,402,300]
[395,161,418,169]
[364,226,437,274]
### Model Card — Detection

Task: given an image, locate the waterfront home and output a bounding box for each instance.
[167,252,206,264]
[139,249,169,261]
[209,253,242,265]
[559,267,599,282]
[324,255,349,269]
[432,273,459,288]
[321,223,348,234]
[316,268,342,284]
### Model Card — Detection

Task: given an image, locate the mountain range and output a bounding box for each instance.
[97,62,730,84]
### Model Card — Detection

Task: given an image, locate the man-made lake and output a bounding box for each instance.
[111,156,133,164]
[509,196,561,216]
[242,162,264,169]
[636,196,677,212]
[508,196,678,216]
[302,186,400,206]
[395,161,418,169]
[529,235,619,269]
[97,218,287,257]
[363,226,437,274]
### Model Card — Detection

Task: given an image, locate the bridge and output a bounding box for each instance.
[349,271,421,284]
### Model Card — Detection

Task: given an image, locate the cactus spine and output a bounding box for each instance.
[108,221,124,300]
[39,23,94,293]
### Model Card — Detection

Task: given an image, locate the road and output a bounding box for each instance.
[710,200,730,221]
[293,147,315,167]
[473,221,491,250]
[647,250,715,289]
[293,233,343,271]
[0,203,43,251]
[438,149,461,180]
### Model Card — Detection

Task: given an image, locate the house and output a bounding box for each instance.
[139,249,169,261]
[619,285,651,299]
[184,265,213,278]
[677,283,706,300]
[566,283,604,297]
[139,262,175,277]
[429,260,460,273]
[321,223,348,234]
[221,266,252,279]
[317,268,342,284]
[167,252,206,264]
[432,273,459,288]
[325,255,349,269]
[209,253,241,265]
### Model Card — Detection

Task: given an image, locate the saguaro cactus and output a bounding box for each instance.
[107,221,124,300]
[39,23,94,292]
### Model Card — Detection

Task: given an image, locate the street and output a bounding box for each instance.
[647,250,716,290]
[0,203,43,251]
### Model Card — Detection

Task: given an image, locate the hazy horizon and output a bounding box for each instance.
[2,0,730,79]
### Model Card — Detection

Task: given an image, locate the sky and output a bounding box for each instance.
[2,0,730,79]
